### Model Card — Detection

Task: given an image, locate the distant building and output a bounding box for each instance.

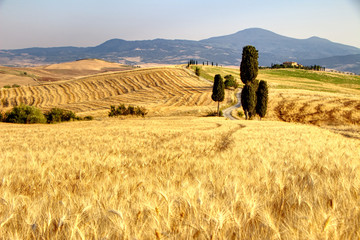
[283,61,300,67]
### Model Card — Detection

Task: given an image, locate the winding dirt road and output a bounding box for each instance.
[223,89,241,120]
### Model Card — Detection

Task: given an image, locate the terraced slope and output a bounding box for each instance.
[0,67,215,114]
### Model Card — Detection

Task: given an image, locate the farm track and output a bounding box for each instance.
[0,68,213,113]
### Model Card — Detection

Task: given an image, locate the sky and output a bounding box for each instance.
[0,0,360,50]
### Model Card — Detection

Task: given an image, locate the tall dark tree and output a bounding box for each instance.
[211,74,225,116]
[256,80,268,119]
[241,83,257,120]
[240,45,259,85]
[195,67,201,76]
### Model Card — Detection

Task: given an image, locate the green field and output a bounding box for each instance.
[190,65,360,94]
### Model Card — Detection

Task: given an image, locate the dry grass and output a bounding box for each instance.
[0,117,359,239]
[266,89,360,125]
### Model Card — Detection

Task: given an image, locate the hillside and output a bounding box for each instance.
[300,54,360,74]
[0,66,236,116]
[0,59,135,87]
[191,65,360,130]
[1,28,359,73]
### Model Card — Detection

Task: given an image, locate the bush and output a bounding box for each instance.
[237,110,244,118]
[2,105,92,124]
[224,75,238,89]
[3,85,11,89]
[83,116,94,121]
[109,104,147,117]
[12,84,20,88]
[44,108,78,123]
[206,109,223,117]
[4,104,47,124]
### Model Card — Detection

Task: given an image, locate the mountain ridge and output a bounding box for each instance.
[1,28,359,73]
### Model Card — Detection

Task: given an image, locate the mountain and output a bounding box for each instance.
[1,28,360,73]
[201,28,360,67]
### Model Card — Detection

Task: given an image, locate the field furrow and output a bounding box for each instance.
[0,67,214,114]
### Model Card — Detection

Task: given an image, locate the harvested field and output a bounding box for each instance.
[0,59,135,85]
[0,67,232,116]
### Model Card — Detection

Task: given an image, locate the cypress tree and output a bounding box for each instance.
[240,45,259,85]
[195,67,201,76]
[256,80,268,119]
[241,83,257,120]
[211,74,225,116]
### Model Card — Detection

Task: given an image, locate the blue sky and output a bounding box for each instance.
[0,0,359,49]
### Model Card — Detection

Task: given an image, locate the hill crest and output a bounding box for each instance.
[1,28,360,73]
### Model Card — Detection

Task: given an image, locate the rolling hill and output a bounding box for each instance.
[0,66,229,116]
[1,28,360,73]
[300,54,360,74]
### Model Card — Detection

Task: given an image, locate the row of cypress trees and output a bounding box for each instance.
[211,45,268,119]
[240,45,268,120]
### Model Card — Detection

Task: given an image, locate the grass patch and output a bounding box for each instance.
[195,66,360,94]
[262,69,360,86]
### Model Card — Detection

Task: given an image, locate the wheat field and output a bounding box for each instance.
[0,117,359,239]
[1,64,360,239]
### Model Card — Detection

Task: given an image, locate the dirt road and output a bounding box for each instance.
[223,89,241,120]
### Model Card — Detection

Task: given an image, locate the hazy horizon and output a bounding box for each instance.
[1,0,360,50]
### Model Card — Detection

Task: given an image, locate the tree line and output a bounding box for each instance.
[187,59,220,67]
[270,63,325,71]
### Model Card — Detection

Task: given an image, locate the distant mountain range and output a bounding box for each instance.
[1,28,360,73]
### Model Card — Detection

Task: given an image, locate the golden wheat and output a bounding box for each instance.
[0,117,359,239]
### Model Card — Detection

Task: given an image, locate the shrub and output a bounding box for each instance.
[109,104,148,117]
[3,85,11,89]
[12,84,20,88]
[135,106,148,117]
[206,109,223,117]
[4,104,46,124]
[224,75,238,89]
[44,108,78,123]
[237,109,244,118]
[83,116,94,121]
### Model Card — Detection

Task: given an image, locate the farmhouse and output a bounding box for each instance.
[283,61,302,67]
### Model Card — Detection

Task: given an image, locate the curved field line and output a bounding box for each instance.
[0,68,216,112]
